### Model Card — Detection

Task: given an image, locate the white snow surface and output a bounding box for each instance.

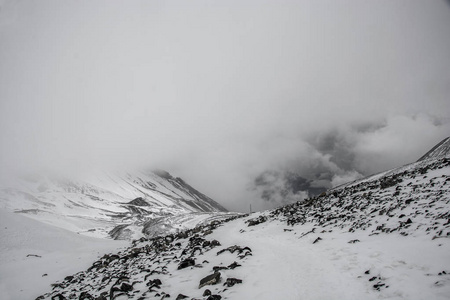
[1,156,450,299]
[201,216,450,300]
[0,209,128,300]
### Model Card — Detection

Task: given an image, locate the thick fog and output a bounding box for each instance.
[1,0,449,212]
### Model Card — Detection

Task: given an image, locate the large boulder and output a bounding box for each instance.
[199,272,221,289]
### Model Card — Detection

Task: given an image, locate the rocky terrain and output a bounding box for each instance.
[31,138,450,300]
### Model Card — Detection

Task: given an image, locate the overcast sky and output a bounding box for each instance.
[0,0,449,212]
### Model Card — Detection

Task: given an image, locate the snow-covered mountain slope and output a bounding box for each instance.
[0,170,231,240]
[33,142,450,300]
[417,136,450,162]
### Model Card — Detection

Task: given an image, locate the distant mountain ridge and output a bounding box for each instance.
[0,169,232,240]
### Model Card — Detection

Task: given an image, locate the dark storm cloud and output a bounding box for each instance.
[253,170,327,208]
[0,0,449,212]
[249,116,450,209]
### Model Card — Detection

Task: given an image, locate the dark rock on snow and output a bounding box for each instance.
[199,272,221,289]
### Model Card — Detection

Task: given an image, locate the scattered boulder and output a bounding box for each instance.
[178,258,196,270]
[210,240,221,247]
[199,272,221,289]
[246,215,267,227]
[147,278,162,288]
[120,282,133,292]
[224,278,242,287]
[227,261,241,269]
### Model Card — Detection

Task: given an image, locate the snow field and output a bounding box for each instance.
[0,209,128,300]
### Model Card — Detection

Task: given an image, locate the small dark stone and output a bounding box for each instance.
[365,270,370,274]
[210,240,221,247]
[369,276,377,282]
[223,278,242,287]
[177,258,196,270]
[406,218,412,224]
[213,266,228,272]
[313,237,322,244]
[27,254,42,258]
[373,283,385,289]
[227,261,241,269]
[120,282,133,292]
[147,278,162,289]
[348,239,360,244]
[203,289,212,296]
[206,295,222,300]
[151,279,162,286]
[176,294,188,300]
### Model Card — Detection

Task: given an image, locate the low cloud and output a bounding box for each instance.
[0,0,449,212]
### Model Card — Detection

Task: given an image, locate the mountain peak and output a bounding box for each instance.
[417,136,450,162]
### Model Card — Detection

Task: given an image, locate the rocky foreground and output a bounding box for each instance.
[35,156,450,300]
[36,215,247,300]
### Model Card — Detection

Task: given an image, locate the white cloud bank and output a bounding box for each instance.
[0,0,449,211]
